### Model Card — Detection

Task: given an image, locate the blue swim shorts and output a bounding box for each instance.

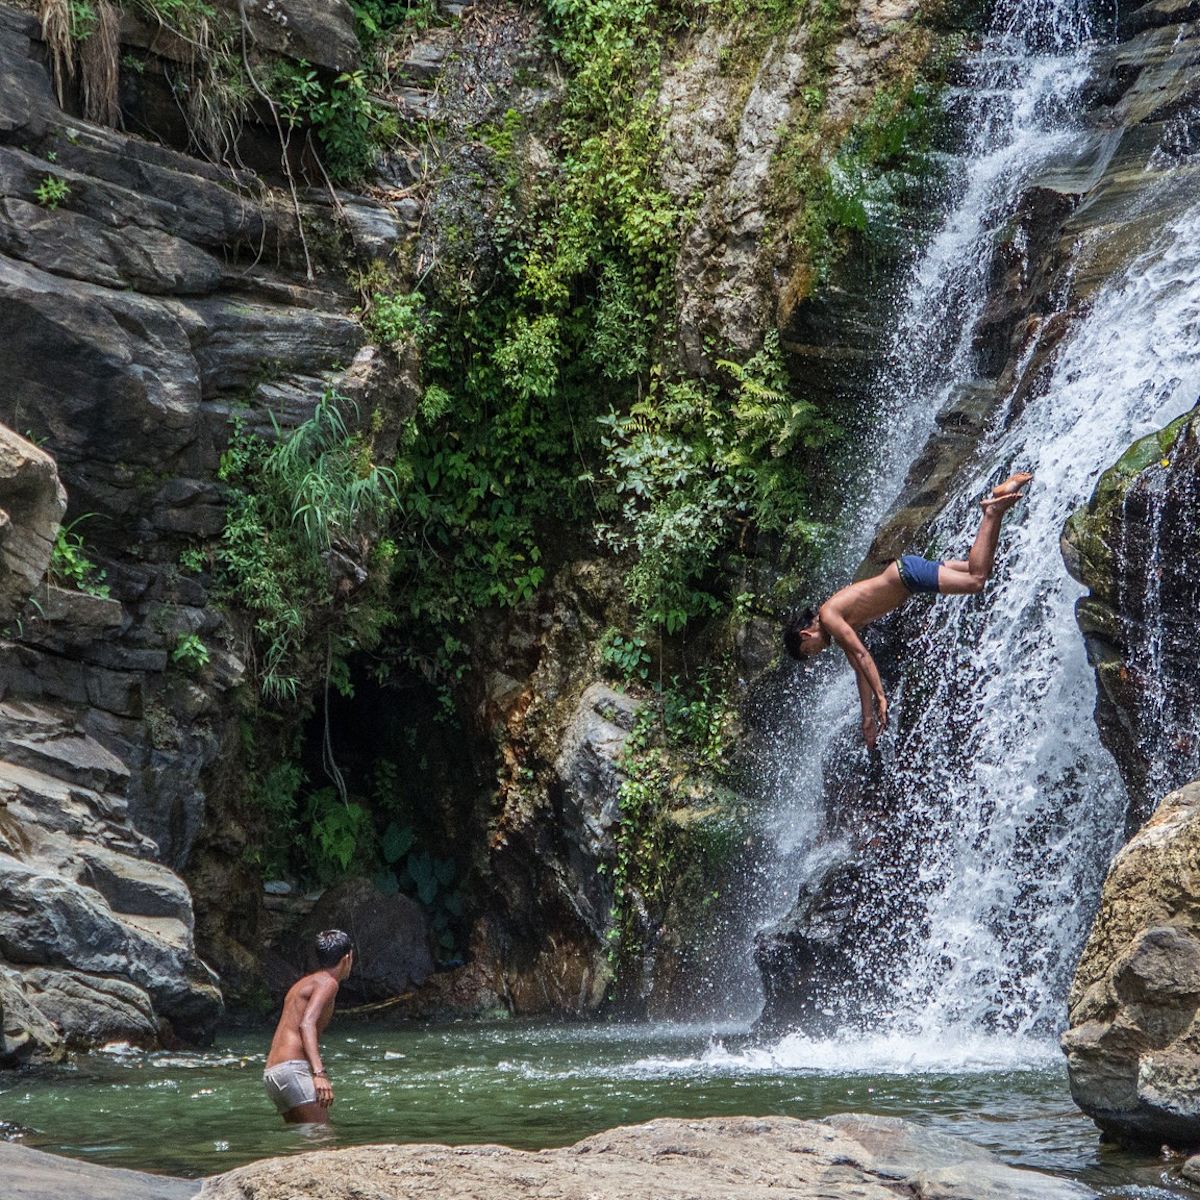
[896,554,942,595]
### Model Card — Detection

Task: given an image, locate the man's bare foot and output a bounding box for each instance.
[981,471,1033,509]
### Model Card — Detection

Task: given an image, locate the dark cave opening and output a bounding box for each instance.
[293,659,490,965]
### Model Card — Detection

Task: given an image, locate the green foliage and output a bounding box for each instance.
[305,788,376,880]
[351,0,437,43]
[49,516,109,598]
[268,61,384,183]
[593,334,836,631]
[242,760,304,877]
[380,818,415,863]
[215,390,397,702]
[68,0,97,41]
[380,0,683,684]
[179,546,206,574]
[35,175,70,209]
[171,632,211,673]
[362,289,427,347]
[599,628,651,682]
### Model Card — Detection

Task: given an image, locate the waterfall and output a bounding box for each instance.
[746,0,1200,1054]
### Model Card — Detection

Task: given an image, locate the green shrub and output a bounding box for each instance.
[49,517,109,598]
[599,628,651,682]
[35,175,70,209]
[171,632,211,673]
[362,290,427,346]
[216,390,397,701]
[269,61,383,183]
[592,335,835,632]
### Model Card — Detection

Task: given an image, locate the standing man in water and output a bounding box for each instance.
[783,472,1032,749]
[263,929,354,1124]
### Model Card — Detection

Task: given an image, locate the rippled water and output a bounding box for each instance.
[0,1021,1191,1195]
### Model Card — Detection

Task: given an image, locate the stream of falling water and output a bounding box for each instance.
[743,0,1200,1057]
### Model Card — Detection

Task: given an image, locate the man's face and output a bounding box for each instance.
[338,951,354,981]
[796,624,828,656]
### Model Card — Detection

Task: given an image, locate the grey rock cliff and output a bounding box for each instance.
[0,1,416,1050]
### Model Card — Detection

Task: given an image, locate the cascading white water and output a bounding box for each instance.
[746,0,1200,1056]
[750,0,1098,929]
[870,199,1200,1037]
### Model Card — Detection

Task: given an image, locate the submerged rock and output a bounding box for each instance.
[198,1114,1093,1199]
[1062,779,1200,1148]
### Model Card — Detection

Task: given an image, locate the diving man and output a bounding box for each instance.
[783,472,1032,748]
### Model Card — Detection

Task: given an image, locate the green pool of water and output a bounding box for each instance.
[0,1020,1191,1195]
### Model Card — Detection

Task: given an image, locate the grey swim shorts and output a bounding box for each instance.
[263,1059,318,1113]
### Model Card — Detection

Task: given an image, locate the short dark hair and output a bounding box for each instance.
[315,929,353,968]
[783,607,817,660]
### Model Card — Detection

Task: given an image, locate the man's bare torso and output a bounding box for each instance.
[265,973,337,1067]
[821,562,909,631]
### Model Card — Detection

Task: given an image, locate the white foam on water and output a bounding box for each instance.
[626,1031,1058,1076]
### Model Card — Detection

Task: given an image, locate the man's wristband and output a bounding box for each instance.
[313,1068,328,1077]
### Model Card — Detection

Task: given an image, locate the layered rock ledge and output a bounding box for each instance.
[1062,779,1200,1147]
[195,1115,1092,1200]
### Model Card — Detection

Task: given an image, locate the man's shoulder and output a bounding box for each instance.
[285,970,337,1001]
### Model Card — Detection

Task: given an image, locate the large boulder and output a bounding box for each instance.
[1062,407,1200,826]
[198,1114,1093,1199]
[295,877,433,1004]
[1062,779,1200,1147]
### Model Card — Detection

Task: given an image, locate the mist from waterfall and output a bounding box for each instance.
[742,0,1200,1057]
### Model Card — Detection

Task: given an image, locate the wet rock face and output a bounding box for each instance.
[554,683,641,938]
[657,0,933,376]
[1062,407,1200,827]
[198,1114,1094,1200]
[450,560,631,1017]
[1062,780,1200,1148]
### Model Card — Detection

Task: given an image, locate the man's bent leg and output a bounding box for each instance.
[938,505,1010,594]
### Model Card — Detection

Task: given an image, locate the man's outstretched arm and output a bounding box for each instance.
[820,608,888,746]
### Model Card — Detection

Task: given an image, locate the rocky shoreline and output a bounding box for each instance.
[3,1115,1095,1200]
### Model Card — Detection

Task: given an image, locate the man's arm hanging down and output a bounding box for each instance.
[821,608,888,748]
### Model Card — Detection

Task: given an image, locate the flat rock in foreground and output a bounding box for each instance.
[0,1139,198,1200]
[201,1114,1094,1200]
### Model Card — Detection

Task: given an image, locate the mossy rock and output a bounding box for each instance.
[1062,406,1197,598]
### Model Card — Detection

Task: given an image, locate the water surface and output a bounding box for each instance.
[0,1020,1191,1196]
